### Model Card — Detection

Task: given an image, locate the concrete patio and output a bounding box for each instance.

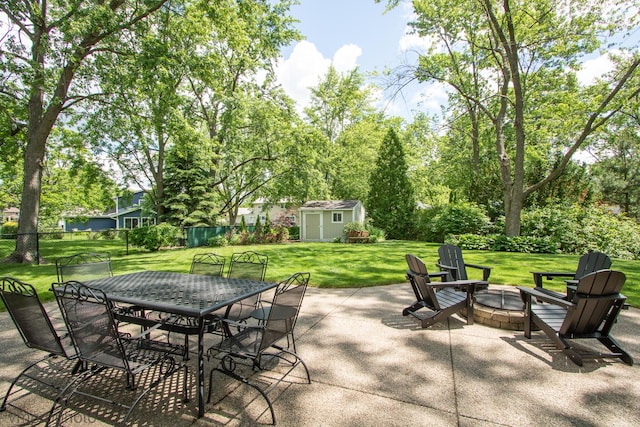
[1,283,639,426]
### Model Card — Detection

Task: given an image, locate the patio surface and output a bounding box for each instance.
[1,283,639,426]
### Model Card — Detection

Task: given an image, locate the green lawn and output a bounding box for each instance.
[1,240,639,308]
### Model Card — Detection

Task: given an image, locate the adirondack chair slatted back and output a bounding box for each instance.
[438,245,467,280]
[409,272,440,310]
[574,251,612,280]
[405,253,430,276]
[561,270,625,335]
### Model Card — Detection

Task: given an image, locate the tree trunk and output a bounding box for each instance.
[9,138,46,263]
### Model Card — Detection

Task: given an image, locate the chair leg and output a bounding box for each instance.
[208,367,276,425]
[598,336,634,366]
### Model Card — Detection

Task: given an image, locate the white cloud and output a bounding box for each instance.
[332,44,362,73]
[398,29,435,54]
[276,40,362,113]
[577,53,615,85]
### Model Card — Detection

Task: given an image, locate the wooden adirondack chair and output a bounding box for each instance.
[437,244,491,285]
[531,251,611,298]
[404,254,486,328]
[518,269,633,366]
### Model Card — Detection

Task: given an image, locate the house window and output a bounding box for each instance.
[332,212,343,223]
[124,217,156,229]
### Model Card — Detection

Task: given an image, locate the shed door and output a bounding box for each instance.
[304,213,322,241]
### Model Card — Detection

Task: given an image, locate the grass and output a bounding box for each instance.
[1,239,639,308]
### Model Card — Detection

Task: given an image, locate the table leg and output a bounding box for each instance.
[198,317,205,418]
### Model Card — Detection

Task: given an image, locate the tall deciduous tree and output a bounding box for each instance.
[1,0,170,262]
[367,127,415,239]
[391,0,640,236]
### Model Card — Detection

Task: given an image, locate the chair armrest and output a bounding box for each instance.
[435,263,457,280]
[517,286,574,308]
[431,279,486,295]
[531,271,574,288]
[465,263,492,281]
[406,270,450,281]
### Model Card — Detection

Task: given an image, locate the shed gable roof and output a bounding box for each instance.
[300,200,360,210]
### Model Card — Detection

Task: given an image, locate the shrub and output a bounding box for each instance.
[422,203,491,243]
[129,223,180,251]
[40,229,64,240]
[208,235,228,247]
[449,234,557,253]
[288,226,300,240]
[1,221,18,238]
[521,204,640,259]
[100,229,118,240]
[225,229,241,245]
[367,226,386,243]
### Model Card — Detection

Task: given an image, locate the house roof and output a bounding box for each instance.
[299,200,361,210]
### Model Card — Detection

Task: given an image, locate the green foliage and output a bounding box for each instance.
[239,216,247,233]
[520,205,640,258]
[288,226,300,240]
[207,235,228,247]
[1,221,18,237]
[367,127,416,239]
[448,234,559,254]
[420,203,491,243]
[100,229,118,240]
[366,226,386,243]
[129,224,180,251]
[162,138,218,227]
[343,221,366,233]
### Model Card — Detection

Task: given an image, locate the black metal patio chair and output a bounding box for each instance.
[207,272,311,425]
[55,252,113,282]
[0,277,82,421]
[50,281,189,425]
[190,253,226,277]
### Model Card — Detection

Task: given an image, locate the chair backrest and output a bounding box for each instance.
[562,270,626,335]
[227,251,268,281]
[574,251,612,280]
[54,281,129,371]
[405,254,429,276]
[437,244,467,280]
[190,253,226,277]
[56,252,113,282]
[260,272,310,351]
[405,271,439,311]
[0,277,68,356]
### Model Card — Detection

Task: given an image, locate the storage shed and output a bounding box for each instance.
[299,200,365,242]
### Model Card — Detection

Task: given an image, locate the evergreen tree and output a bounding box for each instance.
[367,127,416,239]
[162,140,217,227]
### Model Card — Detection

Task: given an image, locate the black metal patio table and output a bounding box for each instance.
[83,270,277,418]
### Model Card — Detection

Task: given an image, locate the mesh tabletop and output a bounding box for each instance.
[84,271,276,318]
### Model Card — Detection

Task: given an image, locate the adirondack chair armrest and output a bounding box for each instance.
[465,263,492,281]
[435,263,458,280]
[531,271,574,288]
[431,280,481,295]
[406,270,449,281]
[517,286,574,308]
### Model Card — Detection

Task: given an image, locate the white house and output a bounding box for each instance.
[298,200,366,242]
[236,198,298,226]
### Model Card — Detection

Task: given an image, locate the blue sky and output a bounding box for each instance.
[274,0,631,123]
[274,0,441,119]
